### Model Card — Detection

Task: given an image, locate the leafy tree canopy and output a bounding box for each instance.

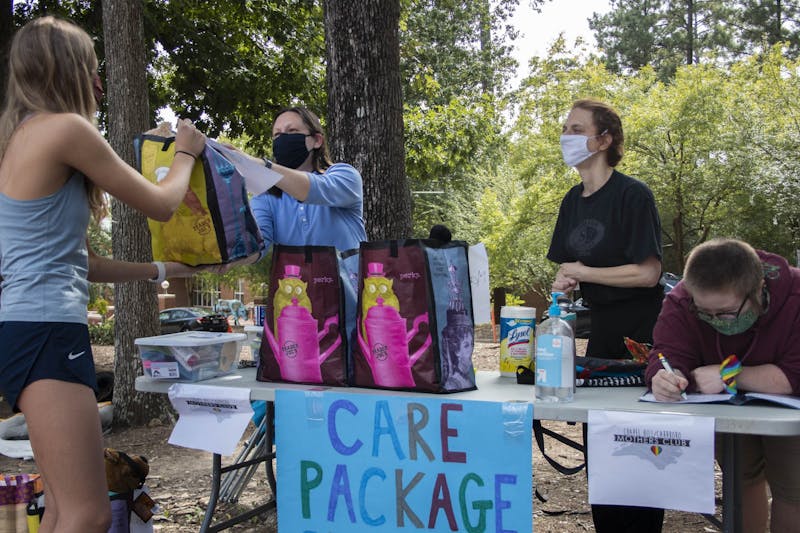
[590,0,800,81]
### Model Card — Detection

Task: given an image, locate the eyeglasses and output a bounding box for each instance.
[690,294,749,322]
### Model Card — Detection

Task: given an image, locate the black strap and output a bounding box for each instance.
[532,421,590,515]
[532,420,585,476]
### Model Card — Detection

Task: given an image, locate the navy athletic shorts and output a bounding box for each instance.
[0,322,97,412]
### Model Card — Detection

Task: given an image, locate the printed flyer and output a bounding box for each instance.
[587,410,715,514]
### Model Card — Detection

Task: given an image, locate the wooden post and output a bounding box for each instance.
[492,287,506,342]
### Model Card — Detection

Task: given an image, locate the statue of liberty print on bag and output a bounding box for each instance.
[437,262,475,390]
[258,246,347,386]
[352,239,476,393]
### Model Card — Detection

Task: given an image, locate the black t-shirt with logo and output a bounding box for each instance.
[547,170,663,307]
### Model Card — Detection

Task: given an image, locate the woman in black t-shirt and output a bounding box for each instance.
[548,98,663,358]
[547,99,665,533]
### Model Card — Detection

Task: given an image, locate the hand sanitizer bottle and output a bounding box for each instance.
[535,292,575,402]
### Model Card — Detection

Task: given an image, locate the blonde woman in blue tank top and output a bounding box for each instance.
[0,17,206,533]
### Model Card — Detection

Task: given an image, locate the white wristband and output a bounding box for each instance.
[149,261,166,284]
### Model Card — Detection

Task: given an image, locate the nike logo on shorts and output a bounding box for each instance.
[67,351,86,360]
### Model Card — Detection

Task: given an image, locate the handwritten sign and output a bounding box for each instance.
[275,390,532,532]
[468,243,491,324]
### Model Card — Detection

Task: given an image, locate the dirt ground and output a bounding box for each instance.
[0,338,723,532]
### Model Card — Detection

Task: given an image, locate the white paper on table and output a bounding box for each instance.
[207,139,283,195]
[587,410,715,514]
[468,243,491,324]
[167,383,253,456]
[640,391,733,404]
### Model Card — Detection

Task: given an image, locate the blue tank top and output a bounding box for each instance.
[0,173,91,323]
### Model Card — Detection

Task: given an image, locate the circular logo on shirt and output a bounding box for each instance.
[568,219,605,256]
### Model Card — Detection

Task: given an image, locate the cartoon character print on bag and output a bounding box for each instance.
[360,269,400,340]
[273,268,312,333]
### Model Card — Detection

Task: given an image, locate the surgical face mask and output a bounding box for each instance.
[559,131,605,167]
[272,132,312,169]
[698,308,759,336]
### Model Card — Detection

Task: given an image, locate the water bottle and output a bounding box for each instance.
[535,292,575,402]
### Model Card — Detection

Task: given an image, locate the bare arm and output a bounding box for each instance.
[55,115,206,221]
[87,246,200,283]
[270,162,311,201]
[556,255,662,289]
[737,364,793,395]
[690,363,793,395]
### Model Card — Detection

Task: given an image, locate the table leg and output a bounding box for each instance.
[265,401,277,497]
[198,402,278,533]
[721,433,742,533]
[200,453,223,533]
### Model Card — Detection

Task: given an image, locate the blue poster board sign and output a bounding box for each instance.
[275,390,533,532]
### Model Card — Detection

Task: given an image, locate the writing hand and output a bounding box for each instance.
[651,369,689,402]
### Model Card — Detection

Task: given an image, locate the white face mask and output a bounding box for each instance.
[560,134,597,167]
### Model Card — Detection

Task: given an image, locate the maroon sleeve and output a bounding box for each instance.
[773,295,800,394]
[645,285,705,390]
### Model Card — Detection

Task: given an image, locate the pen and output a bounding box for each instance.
[658,353,688,400]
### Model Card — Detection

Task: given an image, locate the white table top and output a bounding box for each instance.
[135,369,800,436]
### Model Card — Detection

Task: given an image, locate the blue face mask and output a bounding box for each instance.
[272,133,311,169]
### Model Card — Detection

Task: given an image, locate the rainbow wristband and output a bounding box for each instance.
[720,354,742,395]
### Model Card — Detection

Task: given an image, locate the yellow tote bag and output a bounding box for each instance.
[135,134,263,266]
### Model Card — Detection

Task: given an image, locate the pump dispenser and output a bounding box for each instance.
[535,292,575,402]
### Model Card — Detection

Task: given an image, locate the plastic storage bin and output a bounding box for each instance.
[136,331,246,381]
[244,325,263,361]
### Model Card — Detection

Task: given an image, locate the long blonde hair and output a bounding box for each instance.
[0,16,107,221]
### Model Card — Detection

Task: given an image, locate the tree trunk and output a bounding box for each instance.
[102,0,173,426]
[478,0,493,95]
[0,0,13,106]
[685,0,694,65]
[324,0,411,240]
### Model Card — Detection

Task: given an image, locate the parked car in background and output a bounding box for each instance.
[159,307,229,335]
[660,271,681,293]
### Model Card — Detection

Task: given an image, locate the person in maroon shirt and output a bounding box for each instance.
[647,238,800,533]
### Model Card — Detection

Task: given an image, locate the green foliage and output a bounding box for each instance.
[405,95,509,238]
[89,319,115,345]
[400,0,539,242]
[196,254,273,301]
[89,297,109,317]
[733,0,800,59]
[145,0,326,154]
[399,0,529,104]
[589,0,791,81]
[501,40,800,298]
